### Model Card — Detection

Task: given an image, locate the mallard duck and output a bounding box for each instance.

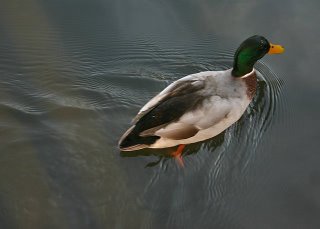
[118,35,284,165]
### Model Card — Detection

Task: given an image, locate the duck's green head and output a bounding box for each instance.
[232,35,284,77]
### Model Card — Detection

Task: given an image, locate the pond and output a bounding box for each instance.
[0,0,319,228]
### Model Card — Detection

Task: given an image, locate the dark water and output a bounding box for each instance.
[1,0,319,228]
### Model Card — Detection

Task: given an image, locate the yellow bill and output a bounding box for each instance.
[268,43,285,54]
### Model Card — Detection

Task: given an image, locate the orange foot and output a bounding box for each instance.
[171,144,186,168]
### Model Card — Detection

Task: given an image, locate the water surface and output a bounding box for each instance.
[0,0,320,228]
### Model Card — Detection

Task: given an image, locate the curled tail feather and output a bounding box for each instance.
[118,125,159,151]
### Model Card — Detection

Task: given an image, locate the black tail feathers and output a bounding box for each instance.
[118,126,159,151]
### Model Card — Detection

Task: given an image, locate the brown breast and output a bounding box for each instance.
[242,71,257,99]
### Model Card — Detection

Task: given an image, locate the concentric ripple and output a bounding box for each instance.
[0,11,287,227]
[120,40,287,227]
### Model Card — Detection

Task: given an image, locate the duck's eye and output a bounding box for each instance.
[259,41,266,50]
[259,42,268,51]
[259,44,265,50]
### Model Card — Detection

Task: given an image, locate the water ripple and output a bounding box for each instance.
[0,19,287,227]
[130,50,285,224]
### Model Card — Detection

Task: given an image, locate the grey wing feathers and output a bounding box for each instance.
[131,79,206,139]
[132,79,205,124]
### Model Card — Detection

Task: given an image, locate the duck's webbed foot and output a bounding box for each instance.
[171,144,186,168]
